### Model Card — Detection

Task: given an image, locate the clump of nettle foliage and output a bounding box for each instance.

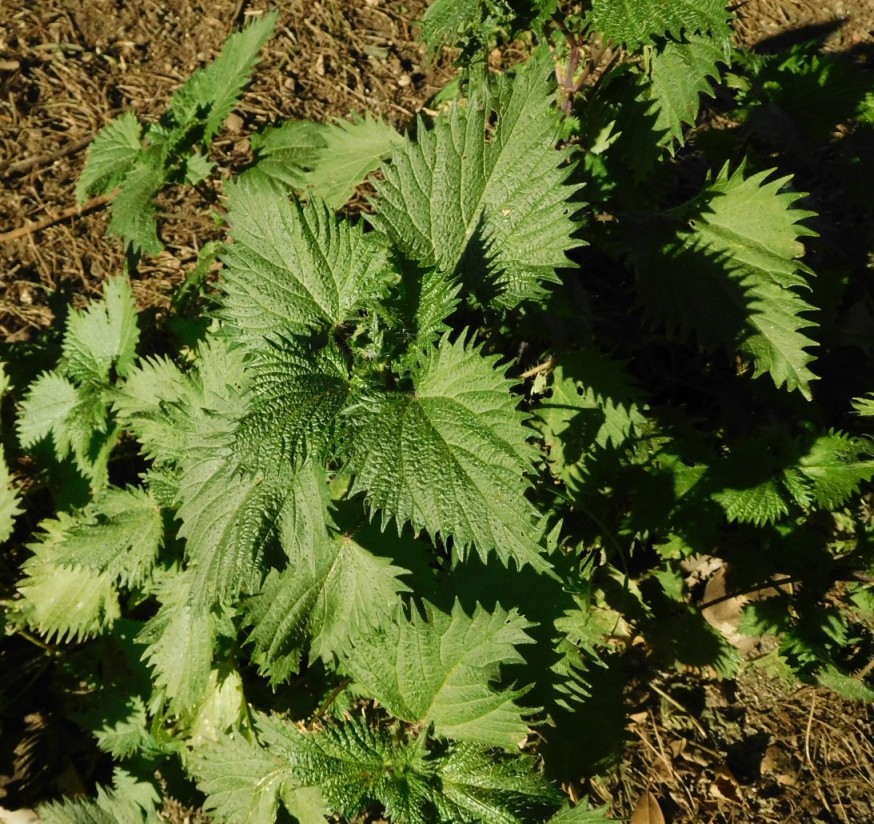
[2,1,874,821]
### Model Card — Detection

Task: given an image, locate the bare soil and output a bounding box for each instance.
[0,0,454,342]
[1,1,873,822]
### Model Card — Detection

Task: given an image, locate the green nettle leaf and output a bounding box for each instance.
[709,436,795,526]
[119,337,250,470]
[235,337,351,468]
[194,714,428,824]
[420,0,485,55]
[107,160,165,255]
[52,488,163,588]
[195,712,562,824]
[373,52,581,308]
[137,571,215,713]
[344,600,535,749]
[535,351,646,491]
[17,276,137,484]
[167,341,318,608]
[19,561,120,643]
[433,744,562,823]
[548,799,615,822]
[0,361,24,544]
[251,120,328,190]
[112,355,189,462]
[189,669,247,747]
[817,666,874,702]
[93,696,150,759]
[713,477,788,526]
[694,166,818,395]
[404,267,463,351]
[39,783,159,824]
[183,151,215,184]
[174,342,333,609]
[19,377,112,485]
[63,274,140,384]
[176,456,288,607]
[711,431,873,525]
[17,371,80,450]
[76,111,143,201]
[645,35,725,149]
[303,115,402,208]
[637,164,818,397]
[246,531,409,682]
[797,431,874,509]
[589,0,731,48]
[0,454,21,545]
[852,393,874,416]
[191,732,300,824]
[346,333,551,574]
[18,515,121,642]
[169,11,277,143]
[221,177,391,340]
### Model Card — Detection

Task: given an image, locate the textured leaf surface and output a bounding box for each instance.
[373,53,580,308]
[344,600,535,749]
[710,431,873,524]
[191,733,292,823]
[250,120,327,189]
[818,666,874,702]
[420,0,484,55]
[246,532,408,682]
[18,373,112,485]
[0,455,21,544]
[194,714,429,823]
[177,458,305,608]
[76,111,143,201]
[548,800,614,822]
[195,712,562,824]
[303,115,402,208]
[347,333,550,573]
[63,275,140,383]
[281,716,433,821]
[17,372,79,449]
[107,160,164,255]
[112,355,189,462]
[235,337,350,468]
[798,432,874,509]
[535,351,646,491]
[713,478,788,526]
[222,176,391,340]
[137,572,214,712]
[638,165,818,397]
[40,789,157,824]
[93,696,150,759]
[20,563,120,643]
[169,11,277,143]
[645,36,724,148]
[52,488,163,588]
[167,340,311,608]
[693,167,819,394]
[434,744,561,823]
[19,515,120,642]
[589,0,731,48]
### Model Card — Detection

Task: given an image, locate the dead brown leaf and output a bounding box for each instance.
[630,790,666,824]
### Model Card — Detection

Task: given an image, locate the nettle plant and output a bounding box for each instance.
[4,1,874,821]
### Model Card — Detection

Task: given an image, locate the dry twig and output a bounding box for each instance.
[0,191,116,244]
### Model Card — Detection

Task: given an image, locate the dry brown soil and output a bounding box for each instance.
[0,1,873,823]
